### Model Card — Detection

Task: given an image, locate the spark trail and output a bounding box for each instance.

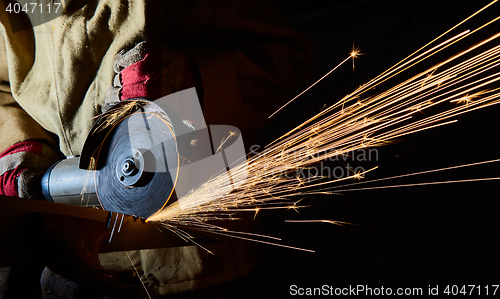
[268,49,359,119]
[148,1,500,240]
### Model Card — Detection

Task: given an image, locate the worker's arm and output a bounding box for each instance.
[0,0,313,156]
[0,36,60,198]
[107,0,314,136]
[0,93,59,199]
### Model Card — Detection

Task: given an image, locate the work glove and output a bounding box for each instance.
[104,41,201,112]
[103,41,205,160]
[0,140,60,199]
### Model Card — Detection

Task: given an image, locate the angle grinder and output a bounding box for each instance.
[40,88,247,219]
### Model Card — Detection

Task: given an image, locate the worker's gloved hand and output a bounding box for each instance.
[0,141,60,199]
[103,41,201,112]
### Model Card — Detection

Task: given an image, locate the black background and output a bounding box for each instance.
[171,0,500,297]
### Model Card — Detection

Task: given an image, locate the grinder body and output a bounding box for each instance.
[41,156,99,206]
[40,98,179,218]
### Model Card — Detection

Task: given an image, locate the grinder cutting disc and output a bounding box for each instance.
[95,101,179,218]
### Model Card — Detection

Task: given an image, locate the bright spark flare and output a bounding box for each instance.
[350,45,362,71]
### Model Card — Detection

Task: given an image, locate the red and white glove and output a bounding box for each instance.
[0,141,60,198]
[104,41,201,112]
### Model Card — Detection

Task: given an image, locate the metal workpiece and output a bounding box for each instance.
[0,195,216,268]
